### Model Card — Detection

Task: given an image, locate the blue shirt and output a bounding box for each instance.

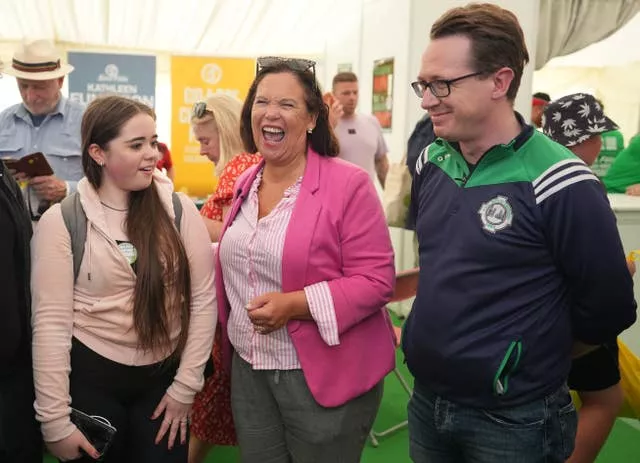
[0,96,84,194]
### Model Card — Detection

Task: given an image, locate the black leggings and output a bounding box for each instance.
[67,338,187,463]
[0,363,42,463]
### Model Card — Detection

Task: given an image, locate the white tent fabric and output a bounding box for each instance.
[534,63,640,142]
[0,0,360,57]
[545,11,640,67]
[0,0,637,65]
[534,7,640,142]
[0,0,638,139]
[536,0,639,69]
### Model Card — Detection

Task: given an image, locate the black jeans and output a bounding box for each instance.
[0,364,43,463]
[67,338,187,463]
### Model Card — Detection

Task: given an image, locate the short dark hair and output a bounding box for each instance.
[533,92,551,102]
[431,3,529,101]
[332,72,358,88]
[240,62,339,157]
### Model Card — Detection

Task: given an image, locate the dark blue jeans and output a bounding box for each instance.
[408,381,577,463]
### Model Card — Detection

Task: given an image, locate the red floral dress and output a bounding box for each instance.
[191,153,262,445]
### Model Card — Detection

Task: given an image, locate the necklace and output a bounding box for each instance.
[100,201,128,212]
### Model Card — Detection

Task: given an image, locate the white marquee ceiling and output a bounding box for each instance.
[0,0,637,67]
[547,11,640,67]
[0,0,361,57]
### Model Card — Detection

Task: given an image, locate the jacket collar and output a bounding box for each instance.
[77,170,175,235]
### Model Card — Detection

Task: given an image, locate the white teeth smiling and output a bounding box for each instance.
[263,126,285,142]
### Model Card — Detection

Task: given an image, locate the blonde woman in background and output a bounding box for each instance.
[189,94,261,463]
[192,94,261,242]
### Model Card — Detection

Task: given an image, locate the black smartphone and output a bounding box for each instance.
[70,408,117,460]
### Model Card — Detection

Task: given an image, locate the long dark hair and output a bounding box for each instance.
[81,95,191,359]
[240,62,340,157]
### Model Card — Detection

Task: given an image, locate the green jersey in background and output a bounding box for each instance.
[592,129,625,178]
[603,134,640,193]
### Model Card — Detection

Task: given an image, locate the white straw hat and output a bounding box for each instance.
[4,40,74,80]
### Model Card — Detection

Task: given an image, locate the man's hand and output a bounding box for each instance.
[29,175,67,202]
[375,154,389,189]
[571,341,600,359]
[626,184,640,196]
[8,168,29,184]
[328,100,344,129]
[393,325,402,348]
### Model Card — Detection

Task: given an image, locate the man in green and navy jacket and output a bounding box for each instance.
[403,4,637,463]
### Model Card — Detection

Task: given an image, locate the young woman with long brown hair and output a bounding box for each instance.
[31,95,216,462]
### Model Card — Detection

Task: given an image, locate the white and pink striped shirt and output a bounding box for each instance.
[219,168,339,369]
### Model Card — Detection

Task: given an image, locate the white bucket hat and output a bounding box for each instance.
[4,40,74,80]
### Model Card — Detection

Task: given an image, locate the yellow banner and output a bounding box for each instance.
[170,56,255,198]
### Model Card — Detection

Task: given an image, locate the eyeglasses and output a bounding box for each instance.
[192,101,212,119]
[256,56,316,76]
[410,72,484,98]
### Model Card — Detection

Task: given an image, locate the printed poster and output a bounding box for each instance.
[372,58,394,130]
[170,56,254,197]
[67,52,156,107]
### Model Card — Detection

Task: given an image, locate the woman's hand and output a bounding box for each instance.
[246,292,305,335]
[46,429,100,461]
[151,393,192,450]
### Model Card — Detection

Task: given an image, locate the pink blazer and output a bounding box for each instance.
[215,148,396,407]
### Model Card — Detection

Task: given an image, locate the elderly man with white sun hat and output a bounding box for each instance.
[0,39,84,220]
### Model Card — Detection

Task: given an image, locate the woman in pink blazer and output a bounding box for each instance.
[215,56,396,463]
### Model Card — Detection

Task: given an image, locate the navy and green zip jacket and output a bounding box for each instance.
[402,123,637,409]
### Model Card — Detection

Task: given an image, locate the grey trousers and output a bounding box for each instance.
[231,352,383,463]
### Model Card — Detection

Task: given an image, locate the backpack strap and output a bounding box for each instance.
[172,192,183,232]
[60,192,87,283]
[61,191,184,283]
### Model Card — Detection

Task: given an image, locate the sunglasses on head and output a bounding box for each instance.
[255,56,316,76]
[191,101,212,119]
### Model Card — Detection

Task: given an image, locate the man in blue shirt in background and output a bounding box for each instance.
[0,40,84,220]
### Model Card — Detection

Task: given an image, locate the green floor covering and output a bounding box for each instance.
[44,331,640,462]
[197,352,640,463]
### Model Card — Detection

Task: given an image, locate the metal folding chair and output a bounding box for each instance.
[368,365,413,447]
[368,268,419,447]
